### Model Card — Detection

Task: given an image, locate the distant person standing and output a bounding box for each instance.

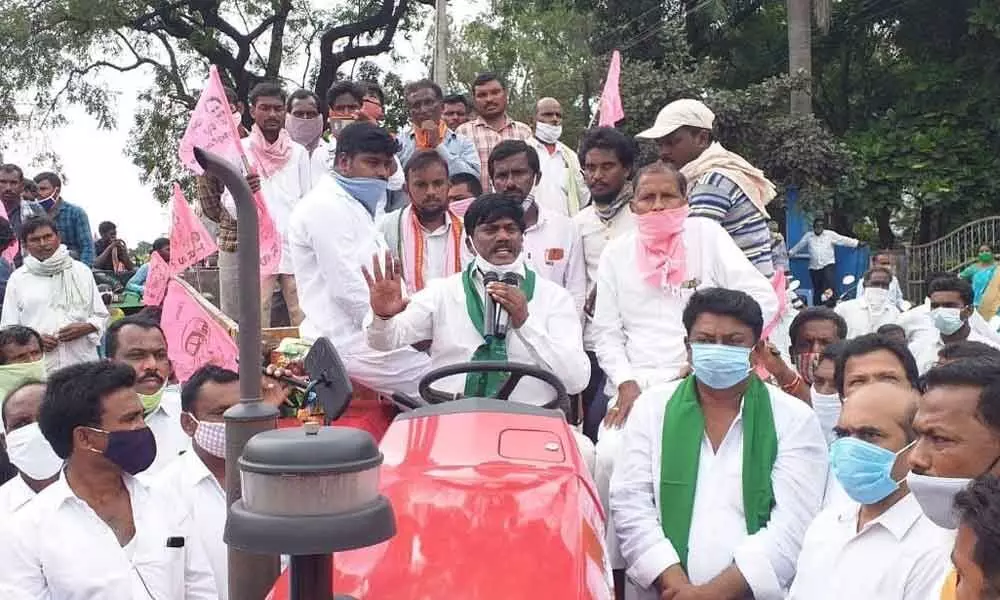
[0,164,26,236]
[456,73,533,182]
[31,172,95,267]
[961,244,995,282]
[789,217,863,306]
[526,97,589,217]
[442,93,473,130]
[92,221,134,276]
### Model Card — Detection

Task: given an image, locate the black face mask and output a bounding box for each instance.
[87,426,157,475]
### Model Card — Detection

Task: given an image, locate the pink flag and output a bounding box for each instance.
[143,251,170,306]
[762,269,789,340]
[161,280,238,382]
[598,50,625,127]
[0,202,20,264]
[178,65,245,176]
[169,183,218,274]
[255,190,281,277]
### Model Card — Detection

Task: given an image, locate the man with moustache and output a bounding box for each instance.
[380,151,467,294]
[457,73,532,183]
[442,93,473,131]
[0,164,26,238]
[397,79,480,179]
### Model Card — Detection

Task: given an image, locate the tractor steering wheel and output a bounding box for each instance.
[417,361,568,410]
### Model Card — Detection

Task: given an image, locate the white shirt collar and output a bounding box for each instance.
[48,469,146,510]
[179,448,223,493]
[837,492,923,542]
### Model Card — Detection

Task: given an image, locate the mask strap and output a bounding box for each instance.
[892,440,918,484]
[983,452,1000,476]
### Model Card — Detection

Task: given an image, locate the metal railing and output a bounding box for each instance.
[904,216,1000,300]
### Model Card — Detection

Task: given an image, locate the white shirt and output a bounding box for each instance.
[527,138,590,216]
[0,475,36,518]
[378,207,469,286]
[788,494,953,600]
[0,472,218,599]
[856,275,906,309]
[910,327,1000,374]
[835,297,902,339]
[365,266,591,405]
[788,230,859,270]
[610,379,828,599]
[0,261,108,372]
[154,450,227,600]
[523,206,588,315]
[309,139,334,186]
[144,386,191,476]
[592,217,779,392]
[573,204,636,351]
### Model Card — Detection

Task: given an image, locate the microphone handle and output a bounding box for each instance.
[484,289,496,337]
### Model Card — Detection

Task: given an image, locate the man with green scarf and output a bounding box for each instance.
[364,193,595,471]
[610,288,827,600]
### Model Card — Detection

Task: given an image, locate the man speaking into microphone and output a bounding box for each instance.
[363,192,594,470]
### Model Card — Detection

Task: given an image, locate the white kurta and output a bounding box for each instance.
[610,379,828,599]
[0,262,108,372]
[153,450,227,600]
[787,494,953,600]
[0,475,36,519]
[527,138,590,216]
[523,207,588,315]
[909,328,1000,374]
[288,174,431,397]
[144,387,191,477]
[835,297,901,339]
[364,266,591,405]
[788,230,859,270]
[378,207,469,287]
[309,139,334,186]
[0,472,218,599]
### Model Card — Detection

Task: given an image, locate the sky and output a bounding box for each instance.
[2,0,486,246]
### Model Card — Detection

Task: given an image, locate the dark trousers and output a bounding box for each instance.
[582,351,610,443]
[810,264,837,305]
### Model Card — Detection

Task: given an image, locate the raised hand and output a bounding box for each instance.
[362,253,408,319]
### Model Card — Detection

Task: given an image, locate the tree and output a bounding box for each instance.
[0,0,431,202]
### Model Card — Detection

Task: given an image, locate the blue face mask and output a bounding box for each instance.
[689,343,752,390]
[332,171,387,217]
[830,436,915,505]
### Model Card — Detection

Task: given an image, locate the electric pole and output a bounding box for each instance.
[787,0,812,116]
[433,0,449,86]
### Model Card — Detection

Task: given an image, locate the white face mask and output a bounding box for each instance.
[535,122,562,144]
[5,422,63,481]
[864,287,889,311]
[905,471,971,529]
[473,249,525,274]
[931,307,965,336]
[809,387,842,446]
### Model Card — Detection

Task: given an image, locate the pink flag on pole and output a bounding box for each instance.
[255,190,281,277]
[761,269,789,340]
[598,50,625,127]
[143,251,170,306]
[169,183,218,274]
[178,65,245,176]
[161,280,238,382]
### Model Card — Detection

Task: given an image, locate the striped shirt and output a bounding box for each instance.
[456,115,533,184]
[688,172,774,277]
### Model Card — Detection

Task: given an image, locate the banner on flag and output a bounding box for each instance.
[598,50,625,127]
[161,280,238,381]
[255,189,281,277]
[178,65,245,176]
[170,183,218,274]
[143,251,170,306]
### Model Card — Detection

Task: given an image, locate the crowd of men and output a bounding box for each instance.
[0,67,999,600]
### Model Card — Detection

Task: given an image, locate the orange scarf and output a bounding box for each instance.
[940,569,957,600]
[414,121,450,149]
[400,206,463,294]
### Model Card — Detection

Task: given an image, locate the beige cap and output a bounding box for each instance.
[636,99,715,140]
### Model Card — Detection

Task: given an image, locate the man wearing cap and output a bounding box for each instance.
[637,99,777,277]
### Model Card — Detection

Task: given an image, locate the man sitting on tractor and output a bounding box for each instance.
[611,288,828,599]
[363,192,595,471]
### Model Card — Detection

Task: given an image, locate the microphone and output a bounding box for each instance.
[495,272,523,339]
[482,271,500,337]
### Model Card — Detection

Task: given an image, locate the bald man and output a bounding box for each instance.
[788,383,951,599]
[527,97,589,216]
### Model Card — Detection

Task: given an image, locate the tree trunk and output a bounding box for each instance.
[876,207,895,248]
[788,0,812,116]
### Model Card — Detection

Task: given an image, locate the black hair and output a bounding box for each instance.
[788,307,849,347]
[925,270,952,290]
[136,306,163,325]
[0,217,14,253]
[1,379,45,430]
[39,361,137,459]
[463,193,526,234]
[682,287,764,343]
[955,474,1000,595]
[863,266,893,284]
[362,81,385,104]
[18,215,58,245]
[820,340,846,364]
[924,357,1000,431]
[876,323,907,338]
[287,88,321,111]
[633,162,687,193]
[105,316,165,359]
[450,172,483,198]
[443,93,470,109]
[152,237,170,252]
[939,341,1000,363]
[929,275,974,306]
[404,150,450,178]
[181,365,239,414]
[0,164,23,179]
[471,72,505,94]
[248,82,286,107]
[834,333,921,397]
[98,221,116,236]
[326,81,366,109]
[0,325,43,366]
[33,171,62,189]
[579,127,637,171]
[403,79,444,101]
[335,122,400,160]
[813,216,825,226]
[22,179,37,193]
[487,140,540,180]
[223,86,239,105]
